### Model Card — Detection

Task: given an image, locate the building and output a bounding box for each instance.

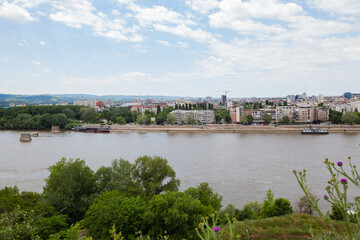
[221,95,227,105]
[286,95,296,103]
[171,110,215,124]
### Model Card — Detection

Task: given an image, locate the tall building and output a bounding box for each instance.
[221,95,227,105]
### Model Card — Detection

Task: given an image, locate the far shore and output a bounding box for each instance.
[83,124,360,133]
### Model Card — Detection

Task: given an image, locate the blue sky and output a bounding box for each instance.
[0,0,359,97]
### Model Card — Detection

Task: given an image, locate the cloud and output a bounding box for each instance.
[185,0,219,14]
[49,0,143,42]
[32,61,41,65]
[307,0,360,16]
[39,41,46,46]
[129,4,193,26]
[0,1,34,23]
[18,40,29,46]
[154,23,214,43]
[157,40,188,48]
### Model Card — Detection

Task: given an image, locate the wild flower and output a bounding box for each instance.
[213,226,219,232]
[340,178,348,184]
[337,161,343,167]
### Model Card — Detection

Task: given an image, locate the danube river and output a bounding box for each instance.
[1,130,360,209]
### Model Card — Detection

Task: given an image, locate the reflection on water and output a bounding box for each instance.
[1,130,360,210]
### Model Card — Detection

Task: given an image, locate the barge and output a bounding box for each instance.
[301,128,328,135]
[71,126,110,133]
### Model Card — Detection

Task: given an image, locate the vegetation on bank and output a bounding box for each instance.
[1,151,358,239]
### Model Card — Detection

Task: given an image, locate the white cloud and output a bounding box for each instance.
[154,23,214,43]
[49,0,142,42]
[0,1,34,23]
[32,60,41,65]
[43,68,51,73]
[129,4,193,26]
[307,0,360,16]
[18,39,29,46]
[39,41,46,46]
[186,0,219,14]
[157,40,188,48]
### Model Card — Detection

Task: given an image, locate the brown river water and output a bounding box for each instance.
[1,130,360,210]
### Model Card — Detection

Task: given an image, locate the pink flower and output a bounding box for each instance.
[213,226,220,232]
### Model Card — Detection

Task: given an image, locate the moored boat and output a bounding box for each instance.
[71,126,110,133]
[301,128,329,135]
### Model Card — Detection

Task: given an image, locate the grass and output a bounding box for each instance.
[221,214,346,240]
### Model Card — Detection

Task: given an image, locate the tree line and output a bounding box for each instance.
[0,156,295,240]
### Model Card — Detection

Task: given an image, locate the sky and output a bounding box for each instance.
[0,0,359,98]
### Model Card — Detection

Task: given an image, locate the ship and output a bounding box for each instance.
[301,128,328,135]
[71,126,110,133]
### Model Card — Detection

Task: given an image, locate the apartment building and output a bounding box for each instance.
[171,110,215,124]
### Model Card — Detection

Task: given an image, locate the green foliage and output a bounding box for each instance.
[235,201,262,221]
[43,158,98,222]
[132,156,180,197]
[96,159,138,195]
[296,193,318,215]
[341,112,359,125]
[263,113,272,123]
[116,116,126,125]
[145,191,207,239]
[294,154,360,239]
[281,115,290,124]
[49,222,92,240]
[84,191,147,240]
[260,190,293,218]
[137,114,147,125]
[155,111,167,125]
[214,109,231,123]
[0,206,40,240]
[166,113,176,124]
[185,183,223,214]
[329,109,343,124]
[246,115,254,124]
[186,114,196,125]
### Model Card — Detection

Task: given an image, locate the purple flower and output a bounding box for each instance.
[324,195,329,200]
[213,226,220,232]
[337,161,343,167]
[341,178,348,184]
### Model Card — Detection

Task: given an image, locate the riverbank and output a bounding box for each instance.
[85,124,360,133]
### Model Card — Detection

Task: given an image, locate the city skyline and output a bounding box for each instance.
[0,0,360,97]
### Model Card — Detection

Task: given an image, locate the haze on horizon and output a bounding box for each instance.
[0,0,359,98]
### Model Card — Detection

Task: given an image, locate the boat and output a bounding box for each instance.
[71,126,110,133]
[301,128,329,135]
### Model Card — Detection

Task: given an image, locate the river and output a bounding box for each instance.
[1,130,360,210]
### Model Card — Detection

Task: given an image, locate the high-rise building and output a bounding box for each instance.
[221,95,227,104]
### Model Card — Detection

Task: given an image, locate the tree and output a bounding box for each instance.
[145,191,207,239]
[240,115,248,124]
[43,158,98,222]
[246,115,254,124]
[155,111,167,125]
[166,113,177,124]
[96,159,138,195]
[156,105,161,114]
[131,156,180,197]
[116,116,126,125]
[263,113,272,123]
[84,191,147,240]
[341,112,359,125]
[185,182,222,214]
[136,114,147,125]
[186,114,196,125]
[282,115,290,124]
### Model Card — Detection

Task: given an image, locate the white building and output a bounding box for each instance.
[171,110,215,124]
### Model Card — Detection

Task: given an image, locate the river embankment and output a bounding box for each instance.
[87,124,360,133]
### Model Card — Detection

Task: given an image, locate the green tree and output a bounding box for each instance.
[84,191,147,240]
[131,156,180,197]
[186,114,196,125]
[96,159,138,195]
[136,114,147,125]
[185,182,222,214]
[341,112,359,125]
[282,115,290,124]
[145,191,207,239]
[116,116,126,125]
[246,115,254,124]
[329,109,343,124]
[156,105,161,114]
[240,114,248,124]
[43,158,98,222]
[80,108,96,121]
[166,113,177,124]
[263,113,272,123]
[155,111,167,125]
